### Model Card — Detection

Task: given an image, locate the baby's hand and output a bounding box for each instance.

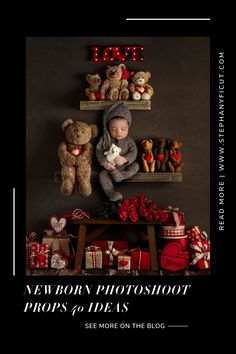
[103,161,116,170]
[114,156,127,166]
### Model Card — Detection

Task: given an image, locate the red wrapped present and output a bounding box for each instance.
[187,226,208,243]
[129,248,151,270]
[26,232,38,268]
[160,225,185,237]
[158,235,188,251]
[189,238,210,270]
[158,242,189,271]
[30,242,49,268]
[117,255,131,270]
[162,206,184,227]
[92,241,128,267]
[85,246,103,269]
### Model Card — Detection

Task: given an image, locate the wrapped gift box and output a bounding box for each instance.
[159,225,185,237]
[187,226,210,270]
[158,242,189,271]
[92,241,128,267]
[129,248,151,270]
[117,255,131,270]
[158,235,188,251]
[26,232,38,269]
[162,207,184,227]
[30,242,49,268]
[42,234,71,256]
[85,246,103,269]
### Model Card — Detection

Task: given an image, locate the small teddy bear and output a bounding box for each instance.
[128,71,154,100]
[141,139,155,173]
[100,64,129,101]
[155,138,169,172]
[58,119,98,197]
[85,73,102,101]
[167,139,183,172]
[104,143,121,166]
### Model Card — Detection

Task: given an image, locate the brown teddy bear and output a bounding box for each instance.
[141,139,155,173]
[100,64,129,101]
[128,71,154,100]
[167,139,183,172]
[85,74,102,101]
[58,119,98,197]
[154,138,169,172]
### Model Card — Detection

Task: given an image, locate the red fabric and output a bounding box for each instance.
[129,249,150,270]
[158,242,189,271]
[160,225,185,237]
[30,243,49,268]
[158,235,188,251]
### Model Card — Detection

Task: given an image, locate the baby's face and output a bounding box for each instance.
[109,118,129,140]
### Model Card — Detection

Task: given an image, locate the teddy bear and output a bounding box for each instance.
[100,64,129,101]
[128,71,154,100]
[141,139,155,173]
[104,143,121,166]
[167,139,183,172]
[85,73,102,101]
[154,138,169,172]
[58,119,98,197]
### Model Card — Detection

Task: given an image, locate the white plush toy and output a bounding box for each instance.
[104,143,122,166]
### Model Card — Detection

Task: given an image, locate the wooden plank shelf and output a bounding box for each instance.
[54,171,182,183]
[80,100,151,110]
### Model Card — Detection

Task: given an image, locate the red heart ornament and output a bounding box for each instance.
[69,147,83,156]
[49,215,67,233]
[160,242,189,271]
[119,260,129,267]
[172,153,181,160]
[144,154,152,161]
[122,69,131,80]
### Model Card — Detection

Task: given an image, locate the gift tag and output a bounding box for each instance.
[49,215,67,233]
[160,242,189,271]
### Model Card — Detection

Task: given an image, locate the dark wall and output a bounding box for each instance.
[26,37,210,235]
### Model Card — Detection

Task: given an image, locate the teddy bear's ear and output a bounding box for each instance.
[61,119,74,132]
[177,140,183,148]
[141,139,146,145]
[90,124,99,138]
[119,63,126,70]
[131,71,135,76]
[86,74,92,82]
[148,139,153,143]
[145,71,151,79]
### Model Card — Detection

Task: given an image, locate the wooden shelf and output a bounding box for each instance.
[80,100,151,110]
[54,171,182,183]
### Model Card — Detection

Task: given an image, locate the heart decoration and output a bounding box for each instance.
[69,147,83,156]
[49,215,67,234]
[51,253,67,269]
[144,154,152,161]
[160,242,189,271]
[122,68,131,80]
[119,260,129,267]
[172,153,181,160]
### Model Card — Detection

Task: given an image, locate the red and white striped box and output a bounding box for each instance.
[85,246,103,269]
[30,243,49,268]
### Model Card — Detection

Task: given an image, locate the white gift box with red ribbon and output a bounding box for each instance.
[85,246,103,269]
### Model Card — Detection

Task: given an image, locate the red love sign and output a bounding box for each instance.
[172,153,181,160]
[160,242,189,271]
[119,260,129,267]
[49,215,67,233]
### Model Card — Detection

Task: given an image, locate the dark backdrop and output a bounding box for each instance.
[26,37,210,236]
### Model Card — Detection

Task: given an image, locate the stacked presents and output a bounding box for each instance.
[158,207,210,271]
